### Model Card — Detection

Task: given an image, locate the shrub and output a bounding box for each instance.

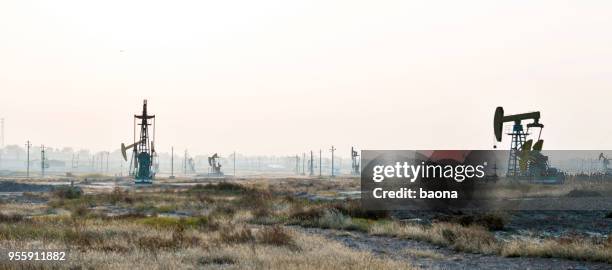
[566,189,601,197]
[109,187,133,204]
[433,213,506,231]
[138,216,211,230]
[288,206,325,221]
[63,230,102,247]
[476,214,506,231]
[135,223,201,251]
[137,235,178,251]
[441,228,457,244]
[195,193,215,204]
[211,205,237,217]
[198,255,236,265]
[106,212,149,220]
[0,213,24,223]
[189,182,250,193]
[256,225,295,247]
[316,209,354,230]
[218,226,254,244]
[52,186,83,199]
[71,205,90,218]
[252,205,271,219]
[331,200,390,220]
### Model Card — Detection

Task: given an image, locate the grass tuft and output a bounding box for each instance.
[218,226,254,244]
[256,225,296,248]
[198,255,236,265]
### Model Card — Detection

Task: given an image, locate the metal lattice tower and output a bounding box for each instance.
[130,100,156,183]
[506,123,528,178]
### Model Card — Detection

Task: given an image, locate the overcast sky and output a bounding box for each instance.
[0,1,611,156]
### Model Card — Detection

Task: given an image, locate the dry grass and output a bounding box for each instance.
[0,219,414,270]
[2,178,610,268]
[502,237,612,263]
[370,220,612,263]
[198,232,415,270]
[403,249,446,260]
[256,225,297,248]
[369,221,499,254]
[432,212,507,231]
[218,225,255,244]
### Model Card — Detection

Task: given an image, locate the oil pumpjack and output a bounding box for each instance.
[208,153,223,176]
[121,100,157,184]
[493,106,563,183]
[599,153,612,175]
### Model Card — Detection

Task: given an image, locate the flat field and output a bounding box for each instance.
[0,176,610,269]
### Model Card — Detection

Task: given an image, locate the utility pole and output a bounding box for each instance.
[41,145,46,178]
[319,149,322,177]
[184,149,187,175]
[25,140,31,178]
[233,151,236,176]
[0,118,3,169]
[170,146,175,179]
[330,145,336,177]
[1,118,4,148]
[309,151,314,176]
[295,155,299,175]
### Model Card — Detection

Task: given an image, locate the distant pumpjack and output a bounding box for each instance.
[351,146,360,176]
[599,153,612,175]
[308,151,314,176]
[183,150,195,174]
[208,153,223,176]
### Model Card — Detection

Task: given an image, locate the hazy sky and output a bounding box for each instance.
[1,1,611,156]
